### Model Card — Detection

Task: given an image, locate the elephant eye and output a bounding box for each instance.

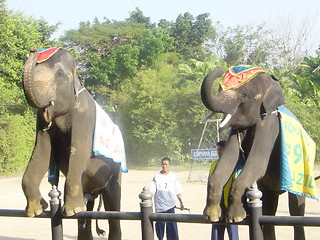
[55,69,65,79]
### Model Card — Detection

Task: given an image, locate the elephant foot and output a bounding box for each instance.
[226,201,247,223]
[203,204,222,222]
[62,199,86,216]
[61,197,87,217]
[25,197,48,217]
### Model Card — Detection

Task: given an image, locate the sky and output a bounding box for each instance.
[5,0,320,53]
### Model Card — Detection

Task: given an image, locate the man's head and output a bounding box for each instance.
[216,141,226,158]
[161,157,171,174]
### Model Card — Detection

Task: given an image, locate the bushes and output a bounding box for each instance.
[0,111,35,174]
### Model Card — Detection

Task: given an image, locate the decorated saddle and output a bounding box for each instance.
[221,65,265,90]
[37,47,62,63]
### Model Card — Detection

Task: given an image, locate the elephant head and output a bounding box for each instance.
[200,66,285,131]
[23,48,84,125]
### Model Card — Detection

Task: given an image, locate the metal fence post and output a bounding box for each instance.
[246,183,263,240]
[139,187,154,240]
[49,185,63,240]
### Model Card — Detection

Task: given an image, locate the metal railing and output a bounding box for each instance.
[1,185,320,240]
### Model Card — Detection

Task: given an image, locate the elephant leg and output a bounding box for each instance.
[261,190,279,240]
[82,158,114,192]
[78,199,94,240]
[288,193,305,240]
[62,141,91,216]
[62,166,87,216]
[22,130,51,217]
[204,132,240,222]
[102,169,122,240]
[227,116,279,223]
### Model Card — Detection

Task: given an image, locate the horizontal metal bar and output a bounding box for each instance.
[260,216,320,227]
[1,209,320,228]
[66,211,141,220]
[0,209,51,218]
[150,213,247,225]
[0,209,141,221]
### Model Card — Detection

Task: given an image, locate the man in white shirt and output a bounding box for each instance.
[150,157,184,240]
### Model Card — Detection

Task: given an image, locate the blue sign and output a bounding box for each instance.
[191,148,218,161]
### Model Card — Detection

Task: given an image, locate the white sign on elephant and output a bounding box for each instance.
[93,101,127,172]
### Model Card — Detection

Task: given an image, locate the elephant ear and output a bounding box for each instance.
[262,75,285,114]
[72,63,85,97]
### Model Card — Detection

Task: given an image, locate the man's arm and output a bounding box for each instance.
[176,193,184,210]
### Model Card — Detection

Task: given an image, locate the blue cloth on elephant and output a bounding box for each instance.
[277,105,317,200]
[92,102,128,173]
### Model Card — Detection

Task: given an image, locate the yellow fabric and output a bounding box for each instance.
[279,110,318,199]
[209,160,236,207]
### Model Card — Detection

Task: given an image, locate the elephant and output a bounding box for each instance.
[200,66,316,240]
[22,47,125,240]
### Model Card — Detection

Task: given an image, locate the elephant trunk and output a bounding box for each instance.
[23,49,45,109]
[200,67,226,113]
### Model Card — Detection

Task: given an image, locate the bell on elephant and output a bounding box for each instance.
[22,47,127,240]
[201,65,317,240]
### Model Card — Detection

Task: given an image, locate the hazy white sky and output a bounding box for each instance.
[6,0,320,52]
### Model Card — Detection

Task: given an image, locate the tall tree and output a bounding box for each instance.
[126,7,154,29]
[110,54,226,165]
[170,12,216,60]
[0,1,59,173]
[213,23,278,67]
[62,19,174,105]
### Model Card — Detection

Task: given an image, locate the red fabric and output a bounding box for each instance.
[221,66,265,90]
[37,47,61,63]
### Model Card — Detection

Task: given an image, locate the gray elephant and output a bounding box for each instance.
[201,66,317,240]
[22,47,126,240]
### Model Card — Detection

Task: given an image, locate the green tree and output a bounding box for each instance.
[65,25,174,105]
[293,54,320,109]
[110,57,182,165]
[110,54,226,165]
[126,7,154,29]
[61,18,146,63]
[170,12,216,60]
[282,54,320,160]
[215,24,278,67]
[0,1,59,174]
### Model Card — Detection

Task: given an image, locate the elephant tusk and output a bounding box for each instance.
[219,114,232,128]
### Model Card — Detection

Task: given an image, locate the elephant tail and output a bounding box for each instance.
[95,194,106,237]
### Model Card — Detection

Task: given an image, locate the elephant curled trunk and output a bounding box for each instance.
[200,67,226,113]
[23,48,45,109]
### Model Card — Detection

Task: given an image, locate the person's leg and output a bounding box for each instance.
[155,221,165,240]
[165,207,179,240]
[216,225,226,240]
[211,225,219,240]
[226,224,239,240]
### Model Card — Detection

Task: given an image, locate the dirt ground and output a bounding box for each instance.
[0,169,320,240]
